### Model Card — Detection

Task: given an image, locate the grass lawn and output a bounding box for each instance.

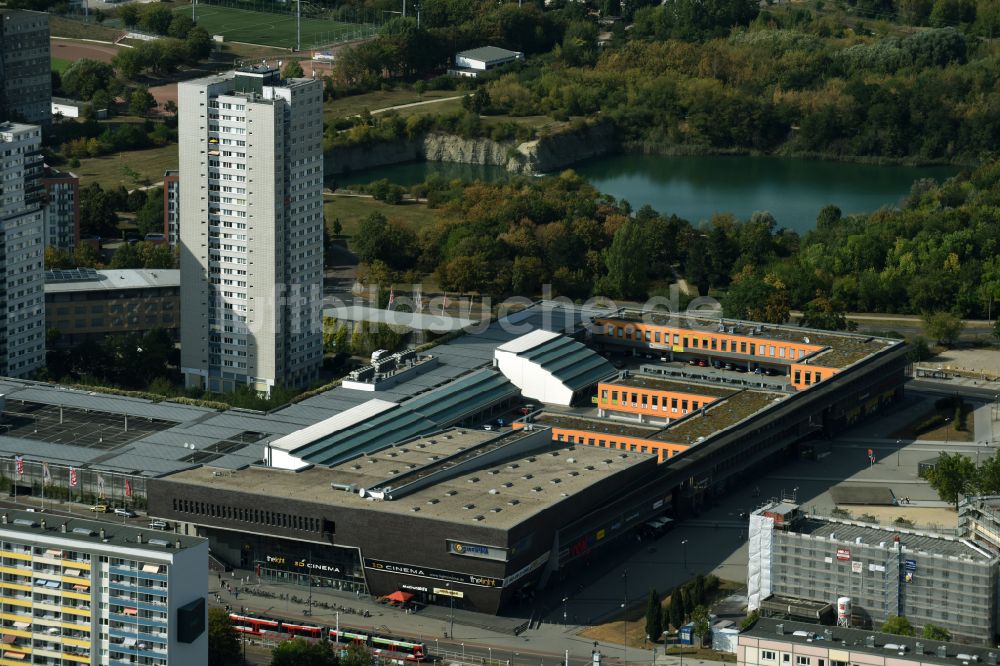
[325,89,462,122]
[49,16,123,42]
[324,194,441,240]
[51,57,73,74]
[74,144,178,188]
[891,406,975,443]
[184,4,375,49]
[578,579,743,651]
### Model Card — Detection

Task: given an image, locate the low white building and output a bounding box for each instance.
[51,97,107,120]
[493,330,616,406]
[449,46,524,77]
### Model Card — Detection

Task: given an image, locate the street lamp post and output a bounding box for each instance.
[622,569,629,666]
[563,596,568,626]
[681,539,689,571]
[447,583,455,639]
[896,439,901,467]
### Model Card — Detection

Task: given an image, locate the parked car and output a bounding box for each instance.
[89,505,109,513]
[148,520,170,530]
[764,368,780,376]
[114,508,137,518]
[724,363,734,370]
[712,360,724,369]
[696,359,708,367]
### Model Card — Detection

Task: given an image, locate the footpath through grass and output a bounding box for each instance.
[184,4,374,49]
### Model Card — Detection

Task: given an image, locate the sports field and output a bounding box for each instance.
[183,4,376,49]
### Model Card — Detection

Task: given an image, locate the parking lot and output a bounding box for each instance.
[0,401,175,448]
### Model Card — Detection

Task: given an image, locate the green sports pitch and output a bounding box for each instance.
[182,4,375,49]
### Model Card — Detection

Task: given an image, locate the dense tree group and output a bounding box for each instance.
[351,158,1000,326]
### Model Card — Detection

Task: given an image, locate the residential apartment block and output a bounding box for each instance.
[0,509,208,666]
[0,121,46,378]
[42,165,80,250]
[748,501,998,645]
[0,10,51,125]
[163,170,179,246]
[178,67,324,395]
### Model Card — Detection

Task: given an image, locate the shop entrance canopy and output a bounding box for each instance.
[385,591,413,603]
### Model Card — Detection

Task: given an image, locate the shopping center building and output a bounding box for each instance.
[0,302,911,615]
[147,426,671,613]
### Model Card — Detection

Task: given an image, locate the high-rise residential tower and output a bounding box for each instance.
[0,509,209,665]
[178,67,324,395]
[0,121,45,378]
[0,9,51,125]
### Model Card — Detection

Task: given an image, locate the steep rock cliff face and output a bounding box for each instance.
[325,120,618,177]
[326,139,423,176]
[517,121,618,174]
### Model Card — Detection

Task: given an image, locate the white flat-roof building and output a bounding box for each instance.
[449,46,524,77]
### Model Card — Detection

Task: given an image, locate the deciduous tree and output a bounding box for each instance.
[925,452,976,508]
[208,607,240,666]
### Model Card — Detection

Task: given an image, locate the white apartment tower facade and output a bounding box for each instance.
[0,121,45,378]
[178,68,324,395]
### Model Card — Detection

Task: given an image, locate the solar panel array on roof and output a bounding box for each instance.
[45,267,101,283]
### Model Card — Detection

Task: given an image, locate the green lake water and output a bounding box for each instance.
[337,155,960,233]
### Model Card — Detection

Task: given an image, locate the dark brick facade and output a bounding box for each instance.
[147,455,660,614]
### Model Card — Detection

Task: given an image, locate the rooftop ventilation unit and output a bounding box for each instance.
[148,539,171,548]
[410,507,420,513]
[13,519,38,528]
[507,499,520,506]
[444,490,457,497]
[473,515,485,522]
[462,503,475,510]
[72,527,96,537]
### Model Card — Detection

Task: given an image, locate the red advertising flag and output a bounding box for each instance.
[124,479,132,498]
[69,468,78,488]
[15,456,24,478]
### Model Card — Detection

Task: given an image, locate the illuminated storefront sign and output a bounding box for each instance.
[363,558,502,588]
[447,540,508,561]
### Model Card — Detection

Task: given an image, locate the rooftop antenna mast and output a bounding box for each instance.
[296,0,301,53]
